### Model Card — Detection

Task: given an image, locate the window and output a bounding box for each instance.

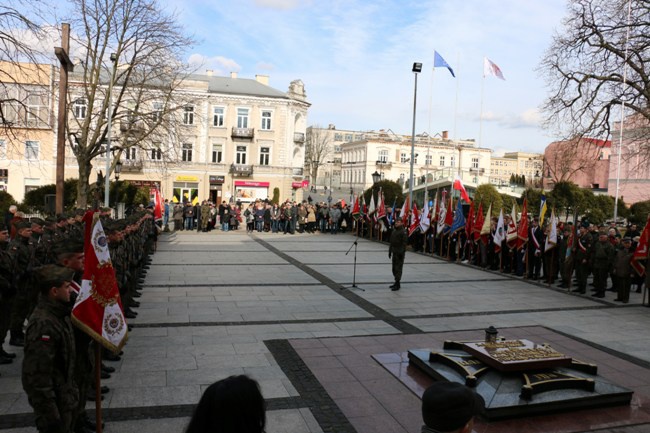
[27,93,46,126]
[124,147,137,160]
[354,134,363,141]
[400,153,408,163]
[450,156,455,167]
[237,108,249,128]
[259,147,270,165]
[345,134,353,142]
[213,107,224,127]
[25,141,39,160]
[24,178,40,195]
[74,98,87,119]
[378,149,388,163]
[261,110,272,130]
[440,155,445,166]
[182,143,193,162]
[334,133,343,141]
[152,102,163,122]
[413,154,418,164]
[151,143,162,161]
[183,106,194,125]
[334,145,342,153]
[425,154,432,165]
[472,157,479,169]
[211,144,223,163]
[236,145,247,164]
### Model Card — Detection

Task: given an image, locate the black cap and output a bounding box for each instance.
[36,264,75,290]
[53,239,84,256]
[15,221,31,231]
[30,217,45,226]
[421,382,484,432]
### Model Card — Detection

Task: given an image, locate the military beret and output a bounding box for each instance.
[30,217,45,226]
[56,213,68,222]
[44,217,57,226]
[15,221,31,231]
[36,265,75,290]
[74,209,85,216]
[52,239,84,256]
[623,237,632,242]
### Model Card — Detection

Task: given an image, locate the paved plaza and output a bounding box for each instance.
[1,230,649,432]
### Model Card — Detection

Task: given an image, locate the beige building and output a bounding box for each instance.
[490,151,544,187]
[1,61,310,205]
[0,62,57,201]
[340,130,492,196]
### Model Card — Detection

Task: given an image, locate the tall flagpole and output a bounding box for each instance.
[453,52,460,141]
[478,57,486,148]
[425,66,436,206]
[614,0,632,222]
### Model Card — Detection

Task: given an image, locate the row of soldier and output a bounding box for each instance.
[0,205,157,433]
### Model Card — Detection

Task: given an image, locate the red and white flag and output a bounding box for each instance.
[400,196,410,225]
[153,186,163,220]
[453,174,471,203]
[71,211,128,353]
[484,57,505,80]
[506,203,518,248]
[632,215,650,276]
[408,202,420,236]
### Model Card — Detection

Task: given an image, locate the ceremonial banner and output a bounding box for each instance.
[631,215,650,276]
[72,211,128,353]
[473,202,484,241]
[517,199,529,249]
[465,200,475,237]
[453,174,471,203]
[400,196,410,225]
[539,195,548,227]
[443,197,454,235]
[351,196,360,220]
[480,203,492,236]
[420,200,431,233]
[408,202,420,236]
[436,194,447,235]
[434,51,455,77]
[545,209,558,251]
[450,199,466,234]
[506,203,518,248]
[388,198,396,225]
[493,208,505,252]
[367,192,376,221]
[153,187,163,221]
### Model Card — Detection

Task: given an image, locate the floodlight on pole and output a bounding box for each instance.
[408,62,422,211]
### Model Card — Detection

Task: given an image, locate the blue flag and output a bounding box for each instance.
[434,51,455,77]
[450,199,466,234]
[389,198,396,225]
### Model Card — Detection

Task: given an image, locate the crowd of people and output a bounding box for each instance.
[0,204,156,433]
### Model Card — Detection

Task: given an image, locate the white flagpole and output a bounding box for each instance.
[479,57,486,148]
[425,66,436,206]
[453,52,460,141]
[614,0,632,222]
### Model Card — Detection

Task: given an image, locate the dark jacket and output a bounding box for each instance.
[22,296,78,430]
[389,225,408,255]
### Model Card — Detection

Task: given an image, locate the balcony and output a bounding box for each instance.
[121,159,144,172]
[376,160,392,168]
[293,132,305,143]
[120,119,146,134]
[230,164,253,177]
[292,167,303,177]
[231,127,254,139]
[469,167,485,175]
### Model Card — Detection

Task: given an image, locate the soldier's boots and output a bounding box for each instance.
[389,282,400,291]
[0,348,16,359]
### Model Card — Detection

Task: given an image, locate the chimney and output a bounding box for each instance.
[230,71,238,79]
[255,74,269,85]
[442,130,449,140]
[206,69,213,76]
[328,124,335,130]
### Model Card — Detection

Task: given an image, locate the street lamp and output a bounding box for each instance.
[114,160,123,181]
[408,62,422,209]
[371,170,381,185]
[104,52,117,207]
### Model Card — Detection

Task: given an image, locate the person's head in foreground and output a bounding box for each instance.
[421,381,484,433]
[186,375,266,433]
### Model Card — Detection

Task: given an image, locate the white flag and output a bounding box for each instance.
[420,200,431,233]
[545,209,558,251]
[493,208,505,245]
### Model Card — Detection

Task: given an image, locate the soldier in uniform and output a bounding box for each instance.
[0,221,17,364]
[613,237,634,303]
[388,218,408,291]
[8,221,39,346]
[22,265,79,433]
[571,225,592,294]
[590,230,616,298]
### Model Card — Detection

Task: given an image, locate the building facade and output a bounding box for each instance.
[340,130,492,197]
[608,116,650,204]
[1,61,310,205]
[490,151,544,187]
[542,138,611,191]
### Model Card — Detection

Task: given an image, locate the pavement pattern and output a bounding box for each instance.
[1,230,649,432]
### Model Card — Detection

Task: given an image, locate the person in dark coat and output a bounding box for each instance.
[388,219,408,291]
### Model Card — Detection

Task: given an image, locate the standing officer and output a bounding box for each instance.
[22,265,79,433]
[0,221,16,363]
[8,221,38,346]
[571,225,592,294]
[591,230,615,298]
[613,237,634,303]
[388,218,408,291]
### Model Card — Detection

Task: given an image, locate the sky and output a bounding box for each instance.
[34,0,570,156]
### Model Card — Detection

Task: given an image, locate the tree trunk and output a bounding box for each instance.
[76,156,92,209]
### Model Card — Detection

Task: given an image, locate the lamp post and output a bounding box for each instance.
[408,62,422,209]
[104,52,117,207]
[112,160,123,210]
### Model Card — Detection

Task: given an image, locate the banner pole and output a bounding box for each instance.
[95,344,103,433]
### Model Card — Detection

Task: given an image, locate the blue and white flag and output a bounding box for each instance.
[450,198,466,234]
[434,51,455,77]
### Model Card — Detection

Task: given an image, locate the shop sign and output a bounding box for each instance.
[176,175,199,182]
[210,175,225,184]
[234,180,269,187]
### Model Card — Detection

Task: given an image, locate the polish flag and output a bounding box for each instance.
[453,175,471,203]
[484,57,505,80]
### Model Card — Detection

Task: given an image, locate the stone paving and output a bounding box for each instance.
[1,230,649,432]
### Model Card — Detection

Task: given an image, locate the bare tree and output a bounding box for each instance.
[0,2,50,131]
[66,0,195,207]
[304,126,332,183]
[543,138,605,185]
[539,0,650,165]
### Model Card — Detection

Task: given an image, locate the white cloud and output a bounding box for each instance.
[188,53,241,76]
[256,61,275,71]
[253,0,306,10]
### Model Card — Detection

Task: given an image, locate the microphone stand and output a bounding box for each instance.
[342,223,365,291]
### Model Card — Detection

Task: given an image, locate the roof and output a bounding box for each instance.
[187,74,289,99]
